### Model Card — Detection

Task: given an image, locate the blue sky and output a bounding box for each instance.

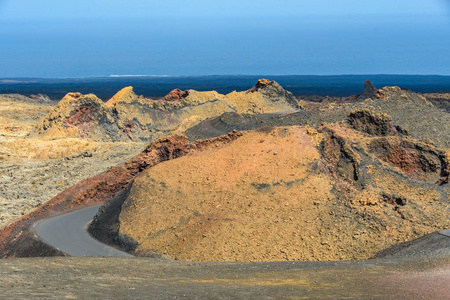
[0,0,449,77]
[0,0,448,19]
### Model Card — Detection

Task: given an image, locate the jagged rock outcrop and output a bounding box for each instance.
[368,87,450,149]
[188,83,450,149]
[105,86,139,107]
[342,80,378,103]
[368,137,449,184]
[356,80,378,101]
[347,109,405,136]
[160,89,189,102]
[223,79,299,113]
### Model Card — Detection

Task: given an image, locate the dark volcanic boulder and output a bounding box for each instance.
[347,109,404,136]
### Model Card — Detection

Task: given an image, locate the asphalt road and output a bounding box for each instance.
[33,205,131,257]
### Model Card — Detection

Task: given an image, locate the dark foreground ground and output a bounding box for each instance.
[1,232,449,299]
[0,255,448,299]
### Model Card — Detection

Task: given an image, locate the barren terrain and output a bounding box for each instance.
[0,81,448,264]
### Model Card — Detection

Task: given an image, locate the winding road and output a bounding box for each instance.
[33,205,131,257]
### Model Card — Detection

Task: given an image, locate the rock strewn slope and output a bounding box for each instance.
[2,80,449,262]
[34,92,121,141]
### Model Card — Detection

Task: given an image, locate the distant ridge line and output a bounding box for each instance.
[0,74,449,101]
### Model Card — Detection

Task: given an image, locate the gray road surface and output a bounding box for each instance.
[440,229,450,237]
[33,205,132,257]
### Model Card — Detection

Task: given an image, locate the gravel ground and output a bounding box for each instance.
[0,255,448,299]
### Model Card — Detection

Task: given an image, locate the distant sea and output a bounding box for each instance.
[0,75,449,101]
[1,15,449,84]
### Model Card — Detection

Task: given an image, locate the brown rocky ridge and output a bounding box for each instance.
[186,83,450,149]
[33,79,300,142]
[1,79,299,230]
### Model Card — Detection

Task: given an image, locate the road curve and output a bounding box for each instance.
[33,205,132,257]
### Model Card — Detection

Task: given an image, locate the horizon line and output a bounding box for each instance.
[1,73,450,81]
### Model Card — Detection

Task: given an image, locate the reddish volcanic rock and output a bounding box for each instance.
[34,92,122,141]
[368,137,449,184]
[161,89,190,102]
[65,106,96,127]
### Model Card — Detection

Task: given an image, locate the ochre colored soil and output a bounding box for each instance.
[120,127,336,261]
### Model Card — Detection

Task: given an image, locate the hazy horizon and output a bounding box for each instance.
[0,1,449,78]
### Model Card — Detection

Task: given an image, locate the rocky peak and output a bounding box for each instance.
[56,93,106,109]
[364,80,376,91]
[356,80,378,101]
[65,92,82,100]
[253,78,272,90]
[106,86,139,107]
[248,79,279,93]
[248,79,299,108]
